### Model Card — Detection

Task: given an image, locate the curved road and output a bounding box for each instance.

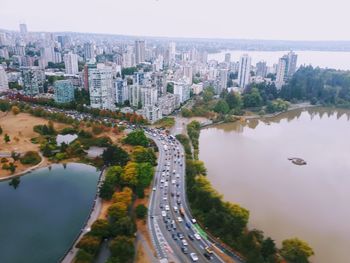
[147,128,242,263]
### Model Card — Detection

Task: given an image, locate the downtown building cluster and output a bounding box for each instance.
[0,24,297,122]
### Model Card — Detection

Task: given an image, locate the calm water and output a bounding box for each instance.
[0,163,99,263]
[56,134,78,146]
[199,108,350,263]
[208,50,350,70]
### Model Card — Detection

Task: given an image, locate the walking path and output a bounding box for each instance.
[60,168,106,263]
[0,152,47,182]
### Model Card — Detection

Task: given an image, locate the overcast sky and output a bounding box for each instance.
[1,0,350,41]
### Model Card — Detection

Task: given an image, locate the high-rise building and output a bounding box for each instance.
[0,33,7,46]
[135,40,145,64]
[287,51,298,77]
[275,51,298,89]
[140,85,158,107]
[183,65,193,84]
[84,42,95,62]
[174,80,190,103]
[256,61,267,78]
[89,66,115,110]
[238,54,251,89]
[54,80,75,103]
[0,65,9,92]
[168,42,176,63]
[19,23,28,36]
[63,52,79,75]
[276,57,288,89]
[225,53,231,63]
[22,67,45,96]
[115,78,128,105]
[217,69,228,94]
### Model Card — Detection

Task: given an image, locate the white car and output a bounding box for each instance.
[182,239,188,246]
[173,206,178,212]
[194,233,201,240]
[161,211,166,217]
[191,218,197,224]
[152,187,156,191]
[165,205,170,211]
[190,253,198,262]
[177,216,183,222]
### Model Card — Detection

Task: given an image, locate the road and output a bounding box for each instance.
[146,129,238,263]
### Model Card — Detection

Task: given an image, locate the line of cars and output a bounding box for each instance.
[146,127,216,262]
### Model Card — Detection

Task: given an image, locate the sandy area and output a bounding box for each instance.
[0,112,69,178]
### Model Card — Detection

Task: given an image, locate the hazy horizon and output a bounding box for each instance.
[1,0,350,41]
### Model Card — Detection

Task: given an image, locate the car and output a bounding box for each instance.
[172,233,178,240]
[204,252,213,260]
[173,206,178,212]
[177,216,183,222]
[177,232,184,239]
[194,233,201,240]
[191,218,197,224]
[190,253,198,262]
[161,211,166,217]
[166,225,172,231]
[177,199,181,205]
[188,234,194,241]
[152,187,156,191]
[165,205,170,211]
[182,239,188,246]
[181,246,188,254]
[172,223,176,230]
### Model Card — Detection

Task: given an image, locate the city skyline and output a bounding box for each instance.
[1,0,350,41]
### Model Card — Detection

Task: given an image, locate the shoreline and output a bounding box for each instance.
[0,152,48,182]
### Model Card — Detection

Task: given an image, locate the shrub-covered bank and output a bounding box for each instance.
[179,121,314,263]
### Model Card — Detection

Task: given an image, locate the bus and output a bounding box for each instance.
[180,206,185,217]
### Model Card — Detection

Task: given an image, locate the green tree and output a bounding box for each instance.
[214,100,230,114]
[261,237,277,260]
[76,235,101,255]
[123,129,149,147]
[243,88,263,108]
[109,236,135,263]
[108,202,128,220]
[203,88,214,102]
[135,204,147,219]
[75,249,94,263]
[131,146,157,166]
[102,145,129,166]
[4,133,10,143]
[225,91,242,110]
[90,219,110,238]
[166,82,174,93]
[181,108,193,117]
[110,216,136,237]
[280,238,314,263]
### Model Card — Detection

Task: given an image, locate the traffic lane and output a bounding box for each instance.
[155,146,190,262]
[173,148,225,263]
[167,149,210,263]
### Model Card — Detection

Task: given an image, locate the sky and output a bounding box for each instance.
[1,0,350,41]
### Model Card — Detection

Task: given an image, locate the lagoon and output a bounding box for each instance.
[0,163,99,263]
[199,108,350,263]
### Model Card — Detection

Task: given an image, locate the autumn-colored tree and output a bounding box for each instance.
[121,162,138,186]
[108,202,128,220]
[11,106,20,115]
[76,235,101,255]
[112,187,133,206]
[90,219,110,238]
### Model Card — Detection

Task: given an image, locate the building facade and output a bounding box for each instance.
[54,80,75,103]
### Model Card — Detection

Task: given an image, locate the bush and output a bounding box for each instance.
[123,130,148,147]
[135,204,147,219]
[76,235,101,255]
[75,249,94,263]
[60,127,77,135]
[20,151,42,165]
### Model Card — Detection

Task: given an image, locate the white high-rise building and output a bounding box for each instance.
[89,65,115,110]
[238,54,251,89]
[174,80,190,103]
[217,69,228,94]
[84,42,95,62]
[63,52,79,75]
[275,51,298,89]
[276,57,288,89]
[141,85,158,107]
[135,40,145,64]
[19,23,28,36]
[168,42,176,63]
[0,65,9,91]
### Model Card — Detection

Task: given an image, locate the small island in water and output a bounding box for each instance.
[288,157,307,165]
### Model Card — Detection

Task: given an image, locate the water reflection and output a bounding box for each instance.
[199,107,350,263]
[9,177,20,189]
[214,107,350,133]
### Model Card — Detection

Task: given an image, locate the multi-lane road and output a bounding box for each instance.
[147,128,240,263]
